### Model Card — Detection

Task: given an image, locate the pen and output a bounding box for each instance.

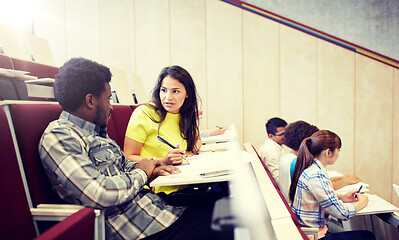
[200,169,230,177]
[355,185,363,200]
[216,126,222,129]
[157,136,185,155]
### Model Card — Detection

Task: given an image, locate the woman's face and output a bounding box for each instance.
[160,75,187,114]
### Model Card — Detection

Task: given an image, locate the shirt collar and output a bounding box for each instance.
[60,111,108,138]
[313,158,327,172]
[267,138,282,150]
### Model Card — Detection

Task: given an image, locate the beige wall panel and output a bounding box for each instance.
[32,0,66,66]
[317,39,355,175]
[206,0,243,141]
[135,0,170,95]
[99,0,135,73]
[170,0,207,129]
[280,25,317,125]
[65,0,100,62]
[0,23,31,61]
[355,54,393,201]
[243,11,279,149]
[394,68,399,206]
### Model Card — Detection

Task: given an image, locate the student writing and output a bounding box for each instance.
[289,130,373,240]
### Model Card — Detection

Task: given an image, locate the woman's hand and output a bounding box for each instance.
[339,190,359,202]
[160,144,185,165]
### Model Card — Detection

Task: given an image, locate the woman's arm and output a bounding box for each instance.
[338,191,369,212]
[123,137,148,162]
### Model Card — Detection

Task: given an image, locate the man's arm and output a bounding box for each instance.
[39,127,148,209]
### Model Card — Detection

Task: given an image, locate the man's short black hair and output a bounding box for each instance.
[54,58,112,112]
[265,117,287,135]
[283,120,319,151]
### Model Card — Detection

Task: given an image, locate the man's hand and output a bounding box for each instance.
[148,165,181,183]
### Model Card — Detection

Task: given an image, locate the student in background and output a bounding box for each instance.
[279,120,320,202]
[280,121,361,202]
[124,65,202,195]
[290,130,373,240]
[259,117,287,182]
[39,58,219,240]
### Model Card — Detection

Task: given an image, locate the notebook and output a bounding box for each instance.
[356,194,399,215]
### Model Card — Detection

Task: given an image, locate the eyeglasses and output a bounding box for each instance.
[274,132,285,137]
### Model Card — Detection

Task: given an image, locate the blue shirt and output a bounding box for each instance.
[39,111,185,239]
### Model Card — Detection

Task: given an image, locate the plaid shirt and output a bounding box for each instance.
[291,159,355,228]
[39,111,185,239]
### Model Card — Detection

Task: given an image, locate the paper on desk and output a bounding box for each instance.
[356,194,399,215]
[201,130,235,143]
[335,182,369,194]
[149,151,233,186]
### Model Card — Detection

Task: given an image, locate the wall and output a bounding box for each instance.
[31,0,398,206]
[247,0,399,61]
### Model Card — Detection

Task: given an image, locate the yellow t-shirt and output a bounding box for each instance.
[125,104,188,194]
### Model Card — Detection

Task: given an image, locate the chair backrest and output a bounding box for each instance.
[34,208,95,240]
[8,103,65,207]
[0,53,13,69]
[7,102,137,207]
[0,106,37,239]
[108,105,137,150]
[11,57,55,79]
[26,34,56,67]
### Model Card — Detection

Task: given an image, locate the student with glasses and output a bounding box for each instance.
[259,117,287,183]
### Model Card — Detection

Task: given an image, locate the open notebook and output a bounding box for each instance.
[356,194,399,215]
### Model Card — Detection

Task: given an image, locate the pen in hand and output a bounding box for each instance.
[157,136,185,155]
[355,185,363,200]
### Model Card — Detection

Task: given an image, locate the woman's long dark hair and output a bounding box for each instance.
[147,65,200,153]
[289,130,342,202]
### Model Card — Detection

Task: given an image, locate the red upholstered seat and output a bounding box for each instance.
[0,53,13,69]
[0,106,37,239]
[8,103,64,207]
[1,105,96,239]
[34,208,95,240]
[11,57,58,79]
[108,105,136,150]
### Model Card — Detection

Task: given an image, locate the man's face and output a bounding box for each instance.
[93,83,113,128]
[270,126,285,145]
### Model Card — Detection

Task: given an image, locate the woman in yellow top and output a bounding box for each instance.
[124,65,201,195]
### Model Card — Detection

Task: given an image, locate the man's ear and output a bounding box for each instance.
[268,133,274,140]
[85,94,95,109]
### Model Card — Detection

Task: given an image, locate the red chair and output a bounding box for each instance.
[11,57,56,79]
[0,53,13,69]
[0,105,95,239]
[108,104,136,150]
[34,208,95,240]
